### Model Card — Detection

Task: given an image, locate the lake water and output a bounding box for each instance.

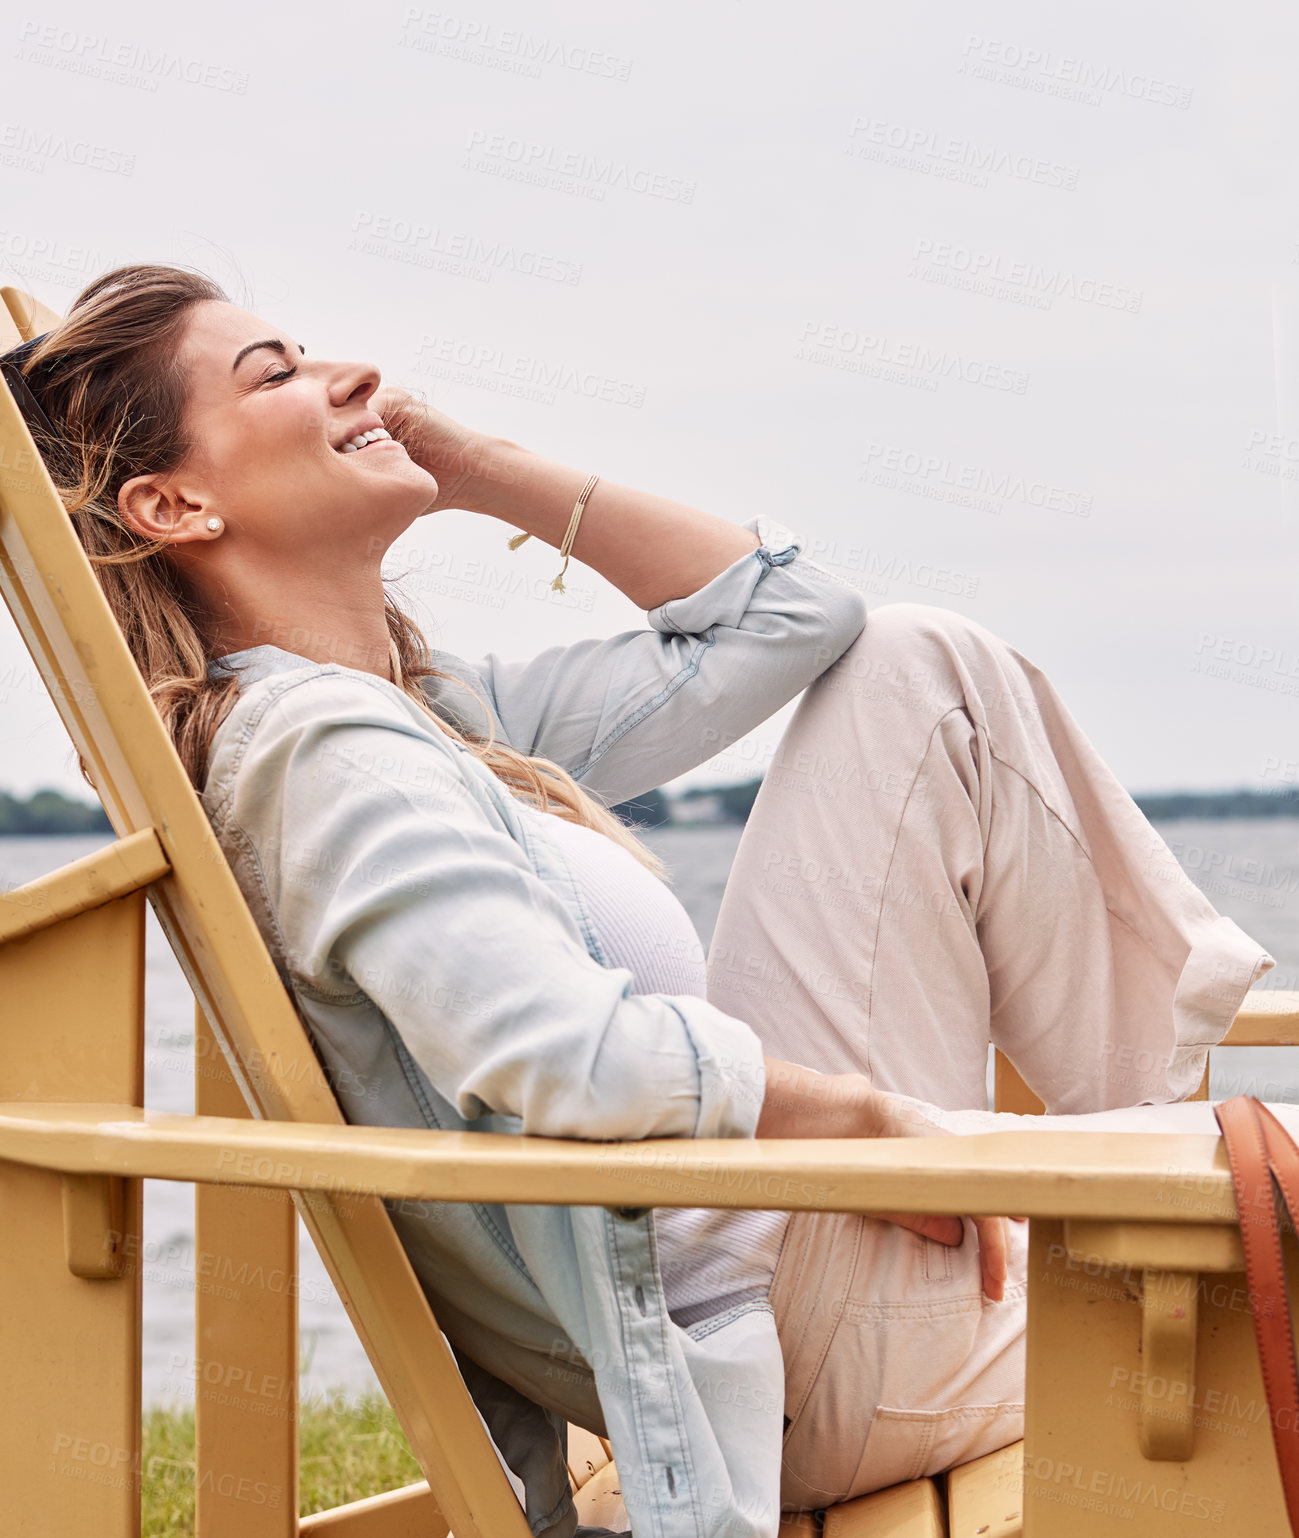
[2,817,1296,1407]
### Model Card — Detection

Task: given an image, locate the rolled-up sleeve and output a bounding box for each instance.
[452,512,869,806]
[225,675,767,1142]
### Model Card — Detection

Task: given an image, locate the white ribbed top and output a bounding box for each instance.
[520,804,788,1320]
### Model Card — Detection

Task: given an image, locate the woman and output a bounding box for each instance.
[3,263,1278,1538]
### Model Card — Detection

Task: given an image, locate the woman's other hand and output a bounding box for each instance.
[758,1058,1024,1302]
[874,1211,1019,1303]
[842,1073,1025,1303]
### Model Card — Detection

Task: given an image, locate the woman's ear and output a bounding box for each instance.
[117,473,212,546]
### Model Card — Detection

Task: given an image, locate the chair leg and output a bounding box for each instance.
[195,1000,298,1535]
[0,893,145,1536]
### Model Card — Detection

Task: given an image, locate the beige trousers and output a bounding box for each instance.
[704,603,1276,1506]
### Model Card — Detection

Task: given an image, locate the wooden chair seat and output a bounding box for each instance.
[946,1441,1023,1538]
[566,1432,1026,1537]
[572,1465,947,1537]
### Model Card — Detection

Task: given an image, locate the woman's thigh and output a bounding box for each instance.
[769,1205,1028,1509]
[707,605,991,1105]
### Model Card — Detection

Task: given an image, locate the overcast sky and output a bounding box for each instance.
[2,0,1297,800]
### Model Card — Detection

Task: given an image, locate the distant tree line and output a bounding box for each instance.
[0,788,112,835]
[609,787,673,828]
[1130,787,1299,820]
[611,780,767,828]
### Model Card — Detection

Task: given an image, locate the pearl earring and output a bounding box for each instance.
[205,518,222,533]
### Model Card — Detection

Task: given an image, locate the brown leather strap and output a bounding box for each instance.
[1215,1095,1299,1529]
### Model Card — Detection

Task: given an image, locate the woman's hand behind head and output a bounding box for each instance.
[372,386,514,518]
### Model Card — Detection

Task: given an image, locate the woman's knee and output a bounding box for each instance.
[816,603,996,711]
[832,604,1042,717]
[857,602,1005,656]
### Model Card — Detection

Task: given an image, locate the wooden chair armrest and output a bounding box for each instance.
[1222,987,1299,1045]
[0,1103,1239,1221]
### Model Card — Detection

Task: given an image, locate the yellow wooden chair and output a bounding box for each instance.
[2,282,1297,1538]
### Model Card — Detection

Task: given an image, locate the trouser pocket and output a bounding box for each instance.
[849,1401,1025,1496]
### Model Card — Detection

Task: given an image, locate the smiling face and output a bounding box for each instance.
[117,299,438,561]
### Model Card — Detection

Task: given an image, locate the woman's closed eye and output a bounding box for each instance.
[262,365,298,384]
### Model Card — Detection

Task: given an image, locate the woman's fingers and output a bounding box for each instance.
[369,388,480,512]
[875,1211,964,1245]
[973,1216,1010,1302]
[876,1212,1015,1302]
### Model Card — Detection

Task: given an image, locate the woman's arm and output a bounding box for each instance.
[455,510,867,807]
[463,442,762,614]
[758,1056,1018,1303]
[375,392,870,809]
[374,390,760,611]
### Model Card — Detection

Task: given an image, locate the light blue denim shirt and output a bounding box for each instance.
[200,513,870,1538]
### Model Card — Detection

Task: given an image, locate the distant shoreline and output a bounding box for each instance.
[3,781,1298,837]
[609,779,1299,830]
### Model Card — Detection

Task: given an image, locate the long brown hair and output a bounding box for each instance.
[12,262,669,877]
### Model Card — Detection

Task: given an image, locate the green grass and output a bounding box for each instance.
[142,1390,423,1535]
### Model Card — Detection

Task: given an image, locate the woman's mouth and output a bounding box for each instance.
[336,426,397,454]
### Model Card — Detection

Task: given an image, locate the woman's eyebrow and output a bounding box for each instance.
[231,338,307,372]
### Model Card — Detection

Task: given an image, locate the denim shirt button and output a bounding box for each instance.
[607,1205,649,1222]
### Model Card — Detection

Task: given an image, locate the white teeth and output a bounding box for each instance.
[338,426,392,453]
